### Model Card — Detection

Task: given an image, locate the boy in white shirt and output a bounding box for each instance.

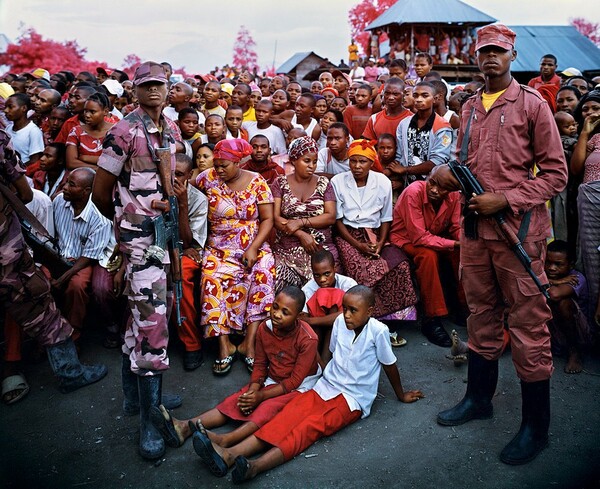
[193,285,424,483]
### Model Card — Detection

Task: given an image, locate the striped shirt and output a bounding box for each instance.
[53,193,115,266]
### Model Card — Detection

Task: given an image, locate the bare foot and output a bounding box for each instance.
[450,330,468,356]
[565,349,583,374]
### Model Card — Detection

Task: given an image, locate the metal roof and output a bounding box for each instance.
[366,0,496,30]
[276,52,323,74]
[510,26,600,73]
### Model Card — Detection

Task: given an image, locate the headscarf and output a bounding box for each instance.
[288,136,319,161]
[321,87,339,98]
[313,94,326,102]
[213,138,253,162]
[347,139,383,172]
[574,89,600,127]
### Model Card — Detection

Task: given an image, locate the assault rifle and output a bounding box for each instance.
[448,160,550,300]
[0,181,72,278]
[148,147,186,326]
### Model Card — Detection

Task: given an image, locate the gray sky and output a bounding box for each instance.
[1,0,599,74]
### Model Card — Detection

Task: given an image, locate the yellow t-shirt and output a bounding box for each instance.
[243,106,256,122]
[481,88,507,112]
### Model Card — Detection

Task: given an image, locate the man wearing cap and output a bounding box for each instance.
[434,24,567,465]
[92,61,184,461]
[332,70,352,102]
[102,79,125,120]
[527,54,561,90]
[96,67,113,84]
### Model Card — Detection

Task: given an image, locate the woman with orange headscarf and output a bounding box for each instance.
[195,139,275,376]
[330,139,417,321]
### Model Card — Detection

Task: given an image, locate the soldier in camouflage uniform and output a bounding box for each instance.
[93,61,184,460]
[0,128,107,395]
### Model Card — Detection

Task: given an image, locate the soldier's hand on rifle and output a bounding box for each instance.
[183,247,202,264]
[241,246,259,271]
[467,192,508,216]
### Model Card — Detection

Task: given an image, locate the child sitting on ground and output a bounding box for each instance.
[545,239,592,374]
[150,286,320,450]
[192,285,424,483]
[300,249,357,363]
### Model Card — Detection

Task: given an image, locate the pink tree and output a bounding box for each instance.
[348,0,397,54]
[0,27,108,74]
[232,25,259,71]
[570,17,600,46]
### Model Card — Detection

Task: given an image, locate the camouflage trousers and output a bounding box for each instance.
[0,248,72,347]
[122,259,170,376]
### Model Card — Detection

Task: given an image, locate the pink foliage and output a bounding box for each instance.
[348,0,397,54]
[232,25,258,71]
[570,17,600,46]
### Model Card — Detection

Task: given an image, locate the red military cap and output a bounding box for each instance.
[475,24,516,52]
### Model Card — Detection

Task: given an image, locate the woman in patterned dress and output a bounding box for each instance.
[272,136,338,292]
[195,139,275,376]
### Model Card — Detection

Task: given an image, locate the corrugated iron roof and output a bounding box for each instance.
[366,0,496,30]
[276,52,322,74]
[510,26,600,73]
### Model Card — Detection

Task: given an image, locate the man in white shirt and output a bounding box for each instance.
[316,123,350,177]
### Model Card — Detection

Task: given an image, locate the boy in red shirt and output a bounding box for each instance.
[150,286,320,450]
[343,84,373,139]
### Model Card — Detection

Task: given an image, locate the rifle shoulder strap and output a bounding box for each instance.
[0,181,56,246]
[459,106,476,165]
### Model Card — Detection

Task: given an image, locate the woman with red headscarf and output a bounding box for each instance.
[330,139,416,321]
[195,138,275,376]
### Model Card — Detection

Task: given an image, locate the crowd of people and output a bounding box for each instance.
[1,22,600,483]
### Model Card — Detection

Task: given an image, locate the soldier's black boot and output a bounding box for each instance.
[121,355,182,416]
[138,374,165,460]
[437,350,498,425]
[500,379,550,465]
[46,337,107,393]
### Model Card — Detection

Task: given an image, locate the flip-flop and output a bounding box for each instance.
[2,373,30,405]
[192,431,228,477]
[212,353,236,376]
[243,356,254,373]
[390,332,407,348]
[188,419,208,436]
[149,405,184,448]
[231,455,252,484]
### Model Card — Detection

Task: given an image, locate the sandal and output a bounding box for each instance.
[2,373,30,405]
[243,356,255,373]
[390,332,407,348]
[212,351,237,376]
[188,419,208,436]
[149,405,184,448]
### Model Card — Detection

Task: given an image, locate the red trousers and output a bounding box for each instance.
[461,236,553,382]
[402,244,463,318]
[254,390,361,461]
[177,255,202,352]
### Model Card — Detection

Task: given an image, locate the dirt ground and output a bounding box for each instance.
[1,322,600,489]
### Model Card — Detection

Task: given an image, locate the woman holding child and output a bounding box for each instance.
[331,139,417,318]
[195,138,275,376]
[272,136,339,291]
